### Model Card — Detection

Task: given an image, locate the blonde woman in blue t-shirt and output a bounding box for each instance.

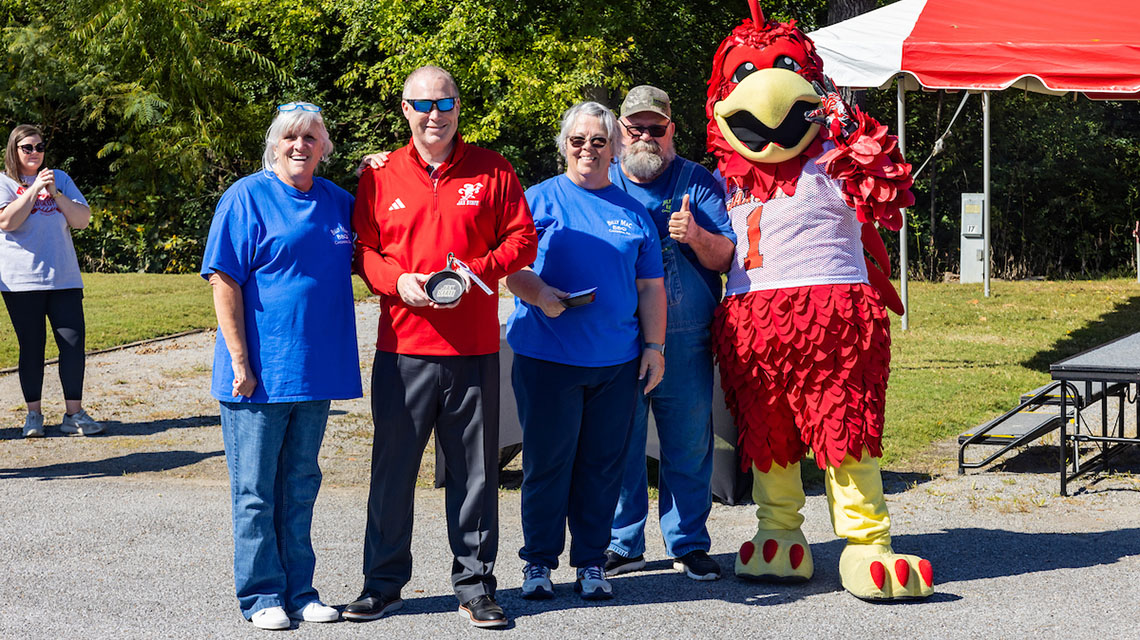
[0,124,102,438]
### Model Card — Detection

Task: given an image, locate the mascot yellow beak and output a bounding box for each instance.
[713,68,821,164]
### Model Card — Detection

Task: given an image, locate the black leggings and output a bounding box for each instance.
[1,288,85,403]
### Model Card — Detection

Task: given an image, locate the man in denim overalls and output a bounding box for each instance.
[606,86,737,581]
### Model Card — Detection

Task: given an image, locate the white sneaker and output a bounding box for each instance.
[288,601,339,623]
[574,565,612,600]
[521,563,553,599]
[22,412,45,438]
[250,606,290,630]
[60,409,103,436]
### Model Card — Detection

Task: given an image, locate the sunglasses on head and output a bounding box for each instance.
[17,142,46,154]
[622,122,670,138]
[568,136,608,149]
[277,102,322,113]
[406,97,458,113]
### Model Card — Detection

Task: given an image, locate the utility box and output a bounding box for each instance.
[960,193,985,283]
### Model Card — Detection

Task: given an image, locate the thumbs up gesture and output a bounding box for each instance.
[668,194,699,244]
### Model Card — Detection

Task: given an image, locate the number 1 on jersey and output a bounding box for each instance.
[744,203,764,270]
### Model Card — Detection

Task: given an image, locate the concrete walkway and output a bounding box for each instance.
[2,468,1139,639]
[1,299,1138,638]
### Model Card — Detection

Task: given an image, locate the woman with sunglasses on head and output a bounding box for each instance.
[0,124,101,438]
[201,101,361,630]
[504,101,666,601]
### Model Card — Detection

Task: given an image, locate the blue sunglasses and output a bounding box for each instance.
[406,97,458,113]
[278,102,322,113]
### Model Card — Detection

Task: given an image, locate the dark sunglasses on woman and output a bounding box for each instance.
[568,136,608,149]
[18,142,46,154]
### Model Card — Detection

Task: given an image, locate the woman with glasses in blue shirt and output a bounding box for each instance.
[505,101,667,602]
[201,102,362,630]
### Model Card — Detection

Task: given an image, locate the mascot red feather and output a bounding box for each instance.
[707,1,933,599]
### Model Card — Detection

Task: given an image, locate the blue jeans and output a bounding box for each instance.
[610,238,717,559]
[514,355,639,570]
[219,400,330,619]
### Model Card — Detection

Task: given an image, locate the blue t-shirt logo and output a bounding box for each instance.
[331,224,352,246]
[607,219,635,236]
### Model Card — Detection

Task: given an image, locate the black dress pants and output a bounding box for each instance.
[361,350,499,604]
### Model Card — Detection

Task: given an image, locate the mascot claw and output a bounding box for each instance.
[736,528,814,583]
[838,544,933,600]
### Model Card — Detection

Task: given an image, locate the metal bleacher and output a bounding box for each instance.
[958,381,1125,473]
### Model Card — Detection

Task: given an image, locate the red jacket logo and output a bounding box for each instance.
[456,182,483,206]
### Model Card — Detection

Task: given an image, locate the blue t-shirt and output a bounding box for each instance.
[200,171,363,403]
[609,157,734,298]
[506,174,664,367]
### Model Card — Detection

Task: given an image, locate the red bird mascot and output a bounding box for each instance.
[707,1,933,599]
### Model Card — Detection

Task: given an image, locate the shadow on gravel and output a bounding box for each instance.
[494,550,861,616]
[466,525,1140,618]
[801,468,936,497]
[902,527,1140,585]
[0,415,220,440]
[92,415,220,437]
[1022,296,1140,371]
[0,450,224,480]
[968,444,1140,493]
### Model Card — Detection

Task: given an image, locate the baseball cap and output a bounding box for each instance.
[620,85,671,119]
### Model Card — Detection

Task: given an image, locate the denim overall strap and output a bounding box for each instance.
[664,158,696,223]
[659,159,716,332]
[660,236,717,332]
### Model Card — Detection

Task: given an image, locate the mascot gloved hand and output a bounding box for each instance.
[707,0,932,600]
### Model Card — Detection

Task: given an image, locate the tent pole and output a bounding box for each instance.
[983,90,991,297]
[897,77,909,330]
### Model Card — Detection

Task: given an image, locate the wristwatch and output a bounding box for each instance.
[645,342,666,356]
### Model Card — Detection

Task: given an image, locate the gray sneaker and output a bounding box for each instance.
[22,411,45,438]
[521,563,553,600]
[60,409,103,436]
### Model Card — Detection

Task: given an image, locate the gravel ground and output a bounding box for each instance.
[1,300,1138,639]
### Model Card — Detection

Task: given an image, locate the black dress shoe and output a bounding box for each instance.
[458,594,508,628]
[342,591,403,621]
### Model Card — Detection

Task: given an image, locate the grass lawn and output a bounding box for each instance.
[883,278,1140,466]
[2,274,1137,467]
[0,273,374,369]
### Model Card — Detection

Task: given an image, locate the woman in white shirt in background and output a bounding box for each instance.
[0,124,101,438]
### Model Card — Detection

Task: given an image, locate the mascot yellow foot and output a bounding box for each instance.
[736,527,813,582]
[736,460,813,582]
[838,544,933,600]
[827,452,934,600]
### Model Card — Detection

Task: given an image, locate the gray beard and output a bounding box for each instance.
[622,143,672,182]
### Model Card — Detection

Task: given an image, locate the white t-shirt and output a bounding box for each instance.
[0,170,88,291]
[724,147,868,296]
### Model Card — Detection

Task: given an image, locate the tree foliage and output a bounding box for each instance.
[868,88,1140,280]
[0,0,1136,278]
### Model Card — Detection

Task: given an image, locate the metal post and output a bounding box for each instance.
[1133,221,1139,282]
[897,78,909,329]
[982,90,991,298]
[1060,382,1068,496]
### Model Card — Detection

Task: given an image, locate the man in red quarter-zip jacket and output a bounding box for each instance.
[345,65,537,630]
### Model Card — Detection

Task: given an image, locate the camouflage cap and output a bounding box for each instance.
[620,85,671,119]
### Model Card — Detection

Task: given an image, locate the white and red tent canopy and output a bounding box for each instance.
[808,0,1140,98]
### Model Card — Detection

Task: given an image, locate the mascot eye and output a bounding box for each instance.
[731,61,758,84]
[773,55,802,72]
